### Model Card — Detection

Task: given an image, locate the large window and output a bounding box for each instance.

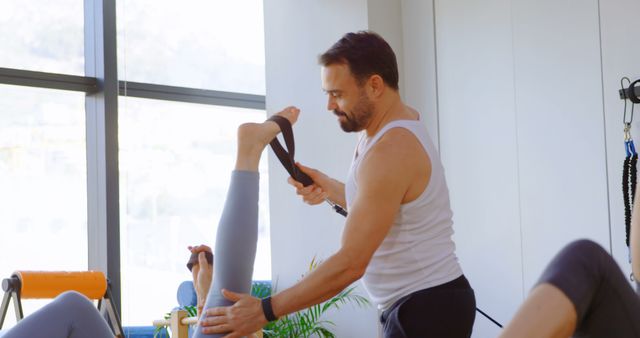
[0,0,84,75]
[117,0,266,94]
[116,0,267,325]
[0,0,268,330]
[118,98,270,324]
[0,84,87,326]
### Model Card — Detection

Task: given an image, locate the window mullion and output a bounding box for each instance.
[84,0,121,313]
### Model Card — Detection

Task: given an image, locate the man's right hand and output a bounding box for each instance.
[288,163,345,207]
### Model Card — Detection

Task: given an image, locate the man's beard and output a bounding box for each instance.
[334,91,374,132]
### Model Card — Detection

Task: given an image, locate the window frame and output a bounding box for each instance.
[0,0,266,315]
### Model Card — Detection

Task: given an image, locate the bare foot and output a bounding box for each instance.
[235,106,300,171]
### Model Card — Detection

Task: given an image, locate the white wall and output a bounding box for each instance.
[368,0,441,145]
[401,0,440,147]
[265,0,640,337]
[367,0,405,101]
[601,0,640,281]
[432,2,523,336]
[511,0,610,291]
[263,1,378,337]
[431,0,639,337]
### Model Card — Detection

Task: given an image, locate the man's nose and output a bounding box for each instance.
[327,97,337,111]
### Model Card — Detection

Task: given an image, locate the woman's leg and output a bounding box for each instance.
[2,291,113,338]
[193,108,299,338]
[500,239,640,338]
[499,283,576,338]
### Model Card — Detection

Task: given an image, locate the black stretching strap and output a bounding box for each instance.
[267,115,313,187]
[266,115,502,328]
[267,115,347,216]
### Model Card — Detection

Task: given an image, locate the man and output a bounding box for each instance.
[200,31,475,338]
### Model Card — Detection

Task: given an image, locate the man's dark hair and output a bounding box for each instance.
[319,31,399,90]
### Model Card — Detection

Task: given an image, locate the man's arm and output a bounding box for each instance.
[631,183,640,280]
[200,129,428,337]
[272,130,424,314]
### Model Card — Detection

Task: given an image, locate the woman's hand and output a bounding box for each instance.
[188,244,213,316]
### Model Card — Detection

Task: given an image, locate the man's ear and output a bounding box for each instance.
[367,74,385,98]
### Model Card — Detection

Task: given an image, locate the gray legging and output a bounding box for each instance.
[193,170,259,338]
[1,291,113,338]
[538,239,640,337]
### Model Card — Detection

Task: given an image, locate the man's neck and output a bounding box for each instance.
[364,93,408,137]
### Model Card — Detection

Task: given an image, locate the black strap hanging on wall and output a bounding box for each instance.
[621,77,638,252]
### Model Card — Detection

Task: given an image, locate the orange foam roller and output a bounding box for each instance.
[14,271,107,300]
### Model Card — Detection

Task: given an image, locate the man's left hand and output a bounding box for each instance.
[200,289,268,338]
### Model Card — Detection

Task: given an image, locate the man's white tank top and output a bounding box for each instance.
[345,119,463,310]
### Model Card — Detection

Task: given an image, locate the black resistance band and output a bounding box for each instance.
[267,115,503,328]
[623,140,637,249]
[267,115,347,216]
[622,77,638,252]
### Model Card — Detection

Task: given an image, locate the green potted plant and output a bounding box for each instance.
[262,257,370,338]
[154,257,369,338]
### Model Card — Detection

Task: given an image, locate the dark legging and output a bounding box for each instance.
[537,239,640,337]
[1,291,113,338]
[192,170,259,338]
[380,275,476,338]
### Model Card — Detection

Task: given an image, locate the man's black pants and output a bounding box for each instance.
[380,275,476,338]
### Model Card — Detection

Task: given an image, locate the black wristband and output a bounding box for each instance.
[261,296,278,322]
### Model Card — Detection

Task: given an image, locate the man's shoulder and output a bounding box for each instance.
[358,128,422,177]
[369,126,425,159]
[358,125,431,195]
